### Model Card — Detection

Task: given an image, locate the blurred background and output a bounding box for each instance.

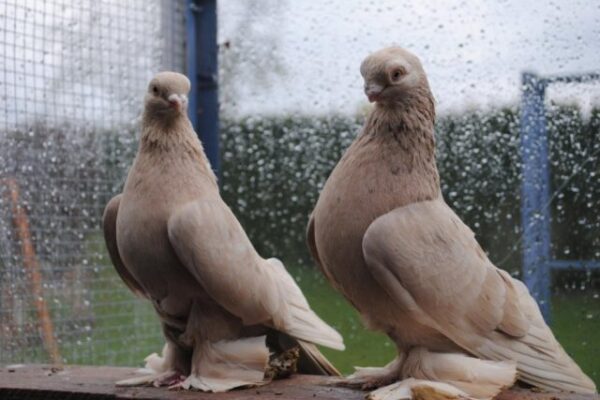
[0,0,598,386]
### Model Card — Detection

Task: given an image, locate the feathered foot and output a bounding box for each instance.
[336,357,403,390]
[401,348,517,399]
[115,343,186,387]
[340,348,517,400]
[116,370,186,387]
[170,335,270,392]
[368,378,471,400]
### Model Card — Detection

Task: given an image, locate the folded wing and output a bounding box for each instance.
[167,200,344,351]
[361,197,595,393]
[103,194,148,299]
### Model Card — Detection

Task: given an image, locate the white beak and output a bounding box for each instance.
[364,83,384,103]
[168,93,188,111]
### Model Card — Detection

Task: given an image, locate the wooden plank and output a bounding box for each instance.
[0,364,360,400]
[0,365,597,400]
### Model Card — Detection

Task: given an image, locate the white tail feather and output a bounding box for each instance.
[298,340,342,376]
[483,337,596,394]
[471,280,597,394]
[265,258,345,351]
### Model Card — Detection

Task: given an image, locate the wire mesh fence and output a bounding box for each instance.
[0,0,186,366]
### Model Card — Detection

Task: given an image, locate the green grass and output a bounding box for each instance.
[289,266,395,373]
[85,266,162,366]
[75,256,599,386]
[552,293,600,385]
[57,234,165,366]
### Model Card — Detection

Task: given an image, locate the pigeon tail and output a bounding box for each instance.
[264,258,345,351]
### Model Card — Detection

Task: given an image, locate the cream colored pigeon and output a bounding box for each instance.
[103,71,344,392]
[307,47,596,399]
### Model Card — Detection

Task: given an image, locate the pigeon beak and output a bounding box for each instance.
[168,94,188,112]
[364,83,384,103]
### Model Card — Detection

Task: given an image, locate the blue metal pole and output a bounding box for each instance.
[186,1,199,130]
[520,72,552,322]
[186,0,220,176]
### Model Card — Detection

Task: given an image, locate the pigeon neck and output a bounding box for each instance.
[139,114,205,159]
[367,87,436,138]
[140,113,192,145]
[365,86,436,150]
[363,87,440,195]
[138,117,217,184]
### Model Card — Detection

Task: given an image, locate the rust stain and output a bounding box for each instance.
[5,178,62,366]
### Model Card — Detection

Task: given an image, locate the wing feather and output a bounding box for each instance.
[167,200,343,351]
[361,197,595,393]
[102,194,148,298]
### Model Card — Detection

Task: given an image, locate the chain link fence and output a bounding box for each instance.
[0,0,186,366]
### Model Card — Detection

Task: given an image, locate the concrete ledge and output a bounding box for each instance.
[0,365,597,399]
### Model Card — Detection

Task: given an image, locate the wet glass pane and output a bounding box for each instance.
[0,0,598,390]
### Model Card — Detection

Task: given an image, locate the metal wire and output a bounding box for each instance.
[0,0,186,366]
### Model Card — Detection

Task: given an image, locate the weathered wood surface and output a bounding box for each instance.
[0,364,597,400]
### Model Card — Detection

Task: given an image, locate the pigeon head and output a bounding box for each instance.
[144,71,191,116]
[360,47,428,105]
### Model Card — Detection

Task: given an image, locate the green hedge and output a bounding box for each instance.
[220,107,600,289]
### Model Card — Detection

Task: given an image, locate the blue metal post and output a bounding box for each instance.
[186,0,220,175]
[186,1,199,130]
[520,72,552,322]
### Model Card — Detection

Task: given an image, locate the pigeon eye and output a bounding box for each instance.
[392,70,403,81]
[152,85,159,95]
